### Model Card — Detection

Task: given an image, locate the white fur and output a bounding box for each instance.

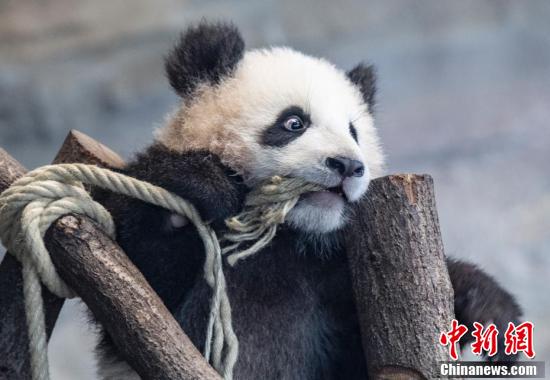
[157,47,385,233]
[169,213,188,228]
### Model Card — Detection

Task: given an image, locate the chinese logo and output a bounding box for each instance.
[439,320,535,360]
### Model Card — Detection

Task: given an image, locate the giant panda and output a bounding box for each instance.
[93,21,522,379]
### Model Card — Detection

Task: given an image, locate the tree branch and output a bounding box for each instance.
[46,215,221,380]
[1,133,220,379]
[0,149,62,380]
[0,131,126,379]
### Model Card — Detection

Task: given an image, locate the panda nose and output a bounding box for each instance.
[325,156,365,178]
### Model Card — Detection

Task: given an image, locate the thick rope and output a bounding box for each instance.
[223,176,323,265]
[0,164,320,380]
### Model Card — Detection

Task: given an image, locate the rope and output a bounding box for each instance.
[223,176,323,265]
[0,164,321,380]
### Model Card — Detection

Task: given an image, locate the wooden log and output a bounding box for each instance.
[53,129,126,170]
[344,174,455,379]
[0,148,40,380]
[0,131,126,379]
[45,215,221,380]
[1,133,220,379]
[0,149,26,193]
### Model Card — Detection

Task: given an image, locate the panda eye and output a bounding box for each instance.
[282,116,306,132]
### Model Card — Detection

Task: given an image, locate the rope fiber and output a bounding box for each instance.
[0,163,321,380]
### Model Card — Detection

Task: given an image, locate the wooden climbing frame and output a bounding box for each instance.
[0,130,455,379]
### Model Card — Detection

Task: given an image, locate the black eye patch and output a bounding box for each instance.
[261,106,311,148]
[349,123,358,143]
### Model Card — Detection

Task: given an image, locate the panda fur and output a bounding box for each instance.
[93,21,522,379]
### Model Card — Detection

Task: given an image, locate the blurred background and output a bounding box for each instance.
[1,0,549,378]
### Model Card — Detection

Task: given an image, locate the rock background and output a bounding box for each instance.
[1,0,548,378]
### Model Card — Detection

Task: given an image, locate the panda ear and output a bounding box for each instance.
[165,21,245,98]
[347,63,377,111]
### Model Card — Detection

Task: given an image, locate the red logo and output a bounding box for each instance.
[439,319,468,360]
[439,320,536,359]
[471,322,498,357]
[504,321,536,359]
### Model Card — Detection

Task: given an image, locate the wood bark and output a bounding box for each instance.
[2,130,455,379]
[345,174,455,380]
[0,149,35,379]
[0,149,26,193]
[45,215,221,380]
[53,129,126,170]
[1,133,220,379]
[0,131,126,379]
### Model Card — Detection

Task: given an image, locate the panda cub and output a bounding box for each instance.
[94,22,522,379]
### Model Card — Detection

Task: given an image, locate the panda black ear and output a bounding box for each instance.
[347,63,377,111]
[165,21,245,98]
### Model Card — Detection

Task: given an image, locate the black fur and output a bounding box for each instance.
[349,122,358,143]
[347,63,377,111]
[94,145,523,378]
[165,21,245,98]
[448,258,522,361]
[261,106,311,148]
[93,145,247,310]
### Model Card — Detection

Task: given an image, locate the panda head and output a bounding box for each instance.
[157,21,384,234]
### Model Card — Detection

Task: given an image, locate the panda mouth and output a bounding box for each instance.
[326,185,347,200]
[306,184,348,202]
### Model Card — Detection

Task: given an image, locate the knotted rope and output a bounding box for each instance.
[0,163,321,380]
